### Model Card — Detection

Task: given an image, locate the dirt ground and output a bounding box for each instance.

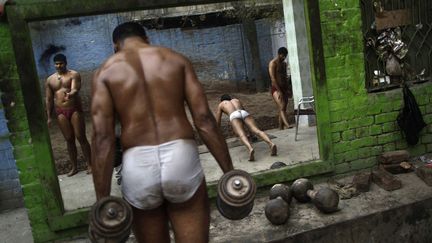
[49,83,294,175]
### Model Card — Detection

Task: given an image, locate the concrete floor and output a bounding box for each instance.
[59,125,319,211]
[4,168,432,242]
[0,207,33,243]
[0,125,319,242]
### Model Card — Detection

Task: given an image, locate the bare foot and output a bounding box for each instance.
[270,144,277,156]
[67,169,78,177]
[86,167,92,174]
[249,149,255,162]
[286,123,295,129]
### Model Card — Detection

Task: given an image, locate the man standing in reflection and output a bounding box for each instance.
[91,22,234,242]
[45,54,91,176]
[268,47,295,129]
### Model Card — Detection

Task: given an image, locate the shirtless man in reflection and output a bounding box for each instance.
[91,22,234,243]
[45,54,91,176]
[215,94,277,162]
[269,47,295,129]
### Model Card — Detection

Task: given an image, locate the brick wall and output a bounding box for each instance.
[319,0,432,174]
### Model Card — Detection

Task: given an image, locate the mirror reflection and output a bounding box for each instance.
[28,0,319,211]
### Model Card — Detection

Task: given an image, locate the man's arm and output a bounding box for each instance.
[268,61,281,92]
[91,69,116,200]
[183,58,234,173]
[45,79,54,127]
[67,72,81,98]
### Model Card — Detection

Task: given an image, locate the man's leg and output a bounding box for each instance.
[272,91,293,129]
[244,117,277,156]
[71,112,92,173]
[231,119,254,161]
[166,179,210,243]
[131,204,171,243]
[56,115,78,176]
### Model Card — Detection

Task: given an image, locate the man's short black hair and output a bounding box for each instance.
[220,94,232,101]
[53,54,67,63]
[112,22,147,44]
[278,47,288,56]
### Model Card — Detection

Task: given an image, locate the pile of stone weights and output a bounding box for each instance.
[353,150,432,194]
[264,178,340,225]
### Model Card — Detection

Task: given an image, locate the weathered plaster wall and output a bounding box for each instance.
[319,0,432,174]
[30,14,285,85]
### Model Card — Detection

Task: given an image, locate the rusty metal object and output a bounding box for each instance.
[269,183,292,204]
[264,197,289,225]
[375,9,412,31]
[88,196,133,243]
[216,169,256,220]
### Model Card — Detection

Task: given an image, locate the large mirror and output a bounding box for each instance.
[28,0,319,211]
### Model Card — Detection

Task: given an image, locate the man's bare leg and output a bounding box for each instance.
[167,179,210,243]
[278,115,285,130]
[231,119,255,161]
[272,92,294,129]
[244,117,277,156]
[57,115,78,176]
[131,204,170,243]
[71,112,92,174]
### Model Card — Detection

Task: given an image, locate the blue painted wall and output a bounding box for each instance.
[29,14,286,85]
[0,107,24,212]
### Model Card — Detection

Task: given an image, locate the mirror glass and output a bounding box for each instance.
[28,0,319,211]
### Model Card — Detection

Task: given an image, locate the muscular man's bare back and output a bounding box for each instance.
[218,99,244,116]
[94,44,196,150]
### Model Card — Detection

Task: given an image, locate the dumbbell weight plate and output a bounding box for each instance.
[217,169,256,220]
[89,196,133,243]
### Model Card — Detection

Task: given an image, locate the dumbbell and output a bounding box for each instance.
[217,169,256,220]
[88,196,133,243]
[291,178,339,213]
[270,161,287,170]
[265,184,291,225]
[269,183,292,204]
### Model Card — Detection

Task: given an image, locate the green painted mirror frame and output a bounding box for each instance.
[5,0,334,232]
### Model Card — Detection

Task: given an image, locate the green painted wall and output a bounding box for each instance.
[1,0,432,242]
[0,22,51,241]
[319,0,432,174]
[0,20,86,242]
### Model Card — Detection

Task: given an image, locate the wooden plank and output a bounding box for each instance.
[375,9,411,30]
